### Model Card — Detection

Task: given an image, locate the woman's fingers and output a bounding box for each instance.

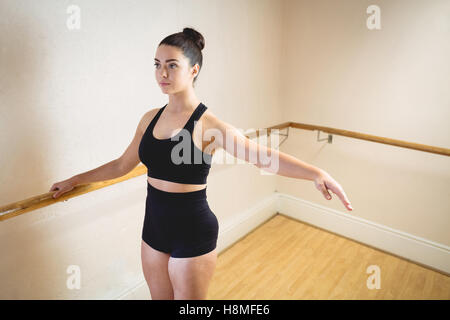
[318,183,332,199]
[50,180,76,199]
[49,184,59,197]
[324,180,353,211]
[49,182,64,198]
[314,171,353,211]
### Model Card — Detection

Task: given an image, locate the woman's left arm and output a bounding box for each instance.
[209,115,353,212]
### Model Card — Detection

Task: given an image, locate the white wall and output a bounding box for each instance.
[1,0,448,299]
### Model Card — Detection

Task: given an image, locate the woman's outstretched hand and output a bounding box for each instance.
[314,169,353,212]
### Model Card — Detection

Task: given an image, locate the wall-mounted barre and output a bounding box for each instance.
[287,122,449,157]
[1,121,448,222]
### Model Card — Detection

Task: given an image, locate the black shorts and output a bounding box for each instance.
[142,181,219,258]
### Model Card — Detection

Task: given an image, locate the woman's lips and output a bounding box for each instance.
[160,83,170,86]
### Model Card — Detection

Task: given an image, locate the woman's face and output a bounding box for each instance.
[154,44,199,94]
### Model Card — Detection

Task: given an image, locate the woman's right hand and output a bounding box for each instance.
[49,178,77,199]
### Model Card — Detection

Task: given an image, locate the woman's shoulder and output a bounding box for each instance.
[145,106,161,120]
[139,107,161,135]
[201,107,220,129]
[201,107,233,134]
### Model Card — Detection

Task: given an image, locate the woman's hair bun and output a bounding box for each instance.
[183,27,205,51]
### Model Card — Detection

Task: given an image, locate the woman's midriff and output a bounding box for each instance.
[147,176,206,193]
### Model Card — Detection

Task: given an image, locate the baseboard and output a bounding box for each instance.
[277,191,450,276]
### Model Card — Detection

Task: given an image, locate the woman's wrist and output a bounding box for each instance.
[313,168,329,182]
[69,175,82,186]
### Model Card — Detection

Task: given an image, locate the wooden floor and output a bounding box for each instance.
[208,214,450,300]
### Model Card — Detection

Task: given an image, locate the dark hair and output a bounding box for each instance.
[159,27,205,87]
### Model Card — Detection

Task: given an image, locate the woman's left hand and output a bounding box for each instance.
[314,169,353,212]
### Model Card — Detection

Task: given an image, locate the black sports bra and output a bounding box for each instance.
[138,102,212,184]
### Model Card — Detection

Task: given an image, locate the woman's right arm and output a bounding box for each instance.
[49,110,152,198]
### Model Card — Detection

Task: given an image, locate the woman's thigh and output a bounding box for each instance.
[141,240,174,300]
[168,247,218,300]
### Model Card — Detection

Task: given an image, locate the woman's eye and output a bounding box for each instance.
[154,63,177,67]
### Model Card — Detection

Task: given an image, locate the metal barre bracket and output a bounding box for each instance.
[272,126,289,148]
[317,130,333,143]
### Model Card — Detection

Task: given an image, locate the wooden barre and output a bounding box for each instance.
[289,122,450,157]
[0,165,147,222]
[1,122,448,221]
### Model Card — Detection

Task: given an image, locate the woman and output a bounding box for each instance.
[49,27,353,300]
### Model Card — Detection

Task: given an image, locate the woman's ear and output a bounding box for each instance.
[192,63,200,78]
